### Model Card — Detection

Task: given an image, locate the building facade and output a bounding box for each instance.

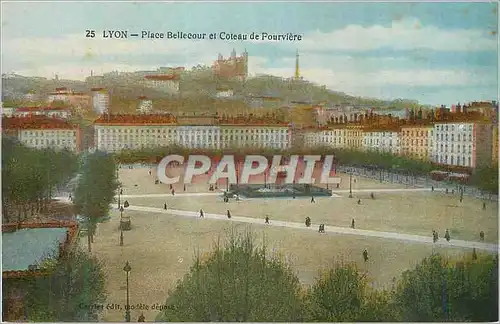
[13,107,72,119]
[93,114,291,152]
[362,130,400,155]
[48,87,90,107]
[212,49,248,81]
[400,124,433,161]
[143,75,180,93]
[2,116,82,153]
[137,96,153,114]
[345,125,364,149]
[432,122,492,168]
[91,88,110,115]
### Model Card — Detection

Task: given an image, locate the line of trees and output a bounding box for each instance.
[1,136,79,223]
[73,151,120,252]
[156,230,498,322]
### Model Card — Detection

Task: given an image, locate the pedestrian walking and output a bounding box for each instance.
[351,218,355,229]
[265,216,270,224]
[472,248,477,260]
[171,189,175,196]
[164,203,167,210]
[480,231,485,241]
[431,186,434,192]
[199,209,204,218]
[482,202,486,210]
[149,170,151,176]
[357,199,361,205]
[444,229,450,242]
[184,184,186,191]
[363,249,369,262]
[311,196,315,203]
[227,210,231,219]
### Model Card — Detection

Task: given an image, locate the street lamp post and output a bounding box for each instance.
[124,261,131,322]
[118,188,123,208]
[349,172,353,198]
[120,206,124,246]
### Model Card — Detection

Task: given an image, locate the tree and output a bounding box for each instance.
[156,229,305,322]
[74,151,119,252]
[394,252,498,322]
[1,137,78,222]
[15,247,107,322]
[470,166,498,195]
[304,261,397,322]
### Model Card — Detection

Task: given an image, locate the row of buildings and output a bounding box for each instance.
[2,109,497,168]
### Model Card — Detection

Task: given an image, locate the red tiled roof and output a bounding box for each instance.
[91,87,106,91]
[55,87,68,91]
[94,114,177,125]
[2,116,78,130]
[218,116,288,126]
[144,75,179,81]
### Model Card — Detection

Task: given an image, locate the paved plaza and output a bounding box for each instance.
[68,166,498,322]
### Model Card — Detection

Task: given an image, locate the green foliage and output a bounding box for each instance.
[394,253,499,322]
[156,229,305,322]
[470,166,499,194]
[304,262,397,322]
[1,136,78,222]
[73,151,119,250]
[21,247,107,322]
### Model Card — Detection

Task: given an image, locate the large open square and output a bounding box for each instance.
[86,166,498,322]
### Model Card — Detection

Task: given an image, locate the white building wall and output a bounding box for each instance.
[92,92,109,115]
[363,131,400,154]
[18,129,78,152]
[433,122,476,167]
[94,124,292,152]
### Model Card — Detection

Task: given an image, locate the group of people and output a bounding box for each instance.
[432,229,451,243]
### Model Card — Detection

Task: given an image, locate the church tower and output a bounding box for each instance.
[294,50,301,80]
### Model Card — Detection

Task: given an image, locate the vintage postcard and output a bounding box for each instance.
[1,1,499,322]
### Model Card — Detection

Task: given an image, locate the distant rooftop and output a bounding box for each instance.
[3,228,68,271]
[2,116,78,130]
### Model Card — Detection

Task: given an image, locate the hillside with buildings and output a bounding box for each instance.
[2,48,427,116]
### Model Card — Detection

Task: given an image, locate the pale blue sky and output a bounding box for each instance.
[2,1,498,105]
